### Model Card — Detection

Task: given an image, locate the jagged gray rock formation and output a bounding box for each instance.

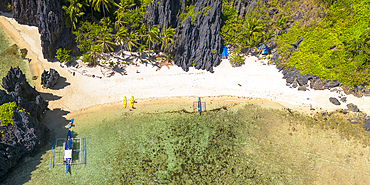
[36,0,78,59]
[12,0,38,26]
[0,67,48,180]
[144,0,222,72]
[144,0,180,32]
[41,68,59,88]
[2,0,78,59]
[2,67,48,120]
[175,0,222,72]
[0,110,46,179]
[0,0,11,12]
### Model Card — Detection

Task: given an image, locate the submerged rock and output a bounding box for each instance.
[41,68,59,88]
[363,119,370,131]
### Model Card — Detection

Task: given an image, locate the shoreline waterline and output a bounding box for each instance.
[1,13,370,125]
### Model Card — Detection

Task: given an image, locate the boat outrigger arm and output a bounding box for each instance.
[50,129,85,174]
[193,97,206,115]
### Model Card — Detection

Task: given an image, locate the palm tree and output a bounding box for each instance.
[245,18,263,37]
[146,25,160,55]
[63,0,85,30]
[115,26,128,51]
[97,27,115,53]
[92,0,113,17]
[160,26,175,52]
[138,25,148,45]
[97,18,115,53]
[124,31,139,52]
[86,44,102,66]
[114,0,135,29]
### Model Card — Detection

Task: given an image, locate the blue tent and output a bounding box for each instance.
[221,45,228,58]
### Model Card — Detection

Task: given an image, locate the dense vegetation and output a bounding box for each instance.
[60,0,175,66]
[60,0,370,85]
[0,102,17,126]
[277,0,370,87]
[220,0,370,87]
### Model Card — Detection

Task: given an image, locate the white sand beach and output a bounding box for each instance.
[2,14,370,119]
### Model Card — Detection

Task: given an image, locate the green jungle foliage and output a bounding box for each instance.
[56,48,71,63]
[220,0,370,87]
[229,48,245,66]
[277,0,370,86]
[0,102,17,126]
[62,0,86,30]
[108,110,273,184]
[221,0,276,51]
[69,0,176,65]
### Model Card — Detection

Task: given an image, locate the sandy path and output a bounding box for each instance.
[2,14,370,121]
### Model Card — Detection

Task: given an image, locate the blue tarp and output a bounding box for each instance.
[221,45,228,58]
[260,44,269,54]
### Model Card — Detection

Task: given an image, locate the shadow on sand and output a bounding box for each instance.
[49,77,70,90]
[1,108,74,184]
[40,92,62,102]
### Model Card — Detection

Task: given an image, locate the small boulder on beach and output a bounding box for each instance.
[41,68,59,88]
[347,103,359,112]
[329,97,341,105]
[297,86,306,91]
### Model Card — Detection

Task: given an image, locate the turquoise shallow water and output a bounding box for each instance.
[2,102,370,184]
[2,105,279,184]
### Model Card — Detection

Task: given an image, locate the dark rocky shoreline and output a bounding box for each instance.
[0,67,48,181]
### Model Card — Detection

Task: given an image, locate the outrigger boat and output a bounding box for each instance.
[193,97,206,115]
[50,119,86,174]
[63,129,73,174]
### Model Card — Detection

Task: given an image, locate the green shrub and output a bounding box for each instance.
[82,53,92,63]
[56,48,71,63]
[0,102,17,126]
[229,48,245,66]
